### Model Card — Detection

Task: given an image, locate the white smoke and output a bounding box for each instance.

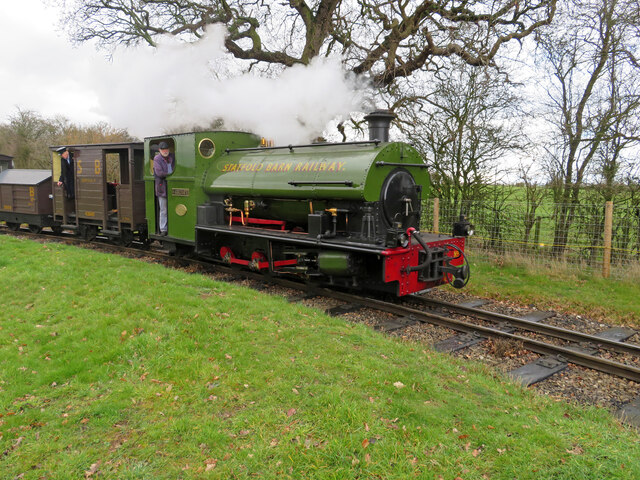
[91,25,367,143]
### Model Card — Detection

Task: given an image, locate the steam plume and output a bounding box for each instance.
[92,26,366,143]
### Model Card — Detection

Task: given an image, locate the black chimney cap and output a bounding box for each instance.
[364,109,396,142]
[364,110,396,122]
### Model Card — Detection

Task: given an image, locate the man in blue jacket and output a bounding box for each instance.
[153,141,175,236]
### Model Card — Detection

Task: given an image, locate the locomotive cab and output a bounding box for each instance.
[148,137,176,237]
[143,131,262,245]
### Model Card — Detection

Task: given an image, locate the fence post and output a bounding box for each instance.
[433,198,440,233]
[603,201,613,278]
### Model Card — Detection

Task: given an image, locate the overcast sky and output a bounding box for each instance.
[0,0,109,125]
[0,0,364,143]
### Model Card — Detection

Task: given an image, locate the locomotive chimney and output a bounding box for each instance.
[364,109,396,142]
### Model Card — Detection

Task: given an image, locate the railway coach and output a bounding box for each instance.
[0,168,55,233]
[50,142,148,245]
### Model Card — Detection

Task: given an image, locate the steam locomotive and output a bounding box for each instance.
[0,111,471,296]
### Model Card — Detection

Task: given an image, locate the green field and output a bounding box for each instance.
[1,236,639,479]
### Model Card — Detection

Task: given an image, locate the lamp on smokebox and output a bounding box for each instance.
[453,214,474,237]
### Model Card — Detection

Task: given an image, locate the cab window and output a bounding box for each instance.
[150,138,176,175]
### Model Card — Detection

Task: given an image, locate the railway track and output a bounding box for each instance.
[284,289,640,385]
[3,225,640,424]
[406,296,640,378]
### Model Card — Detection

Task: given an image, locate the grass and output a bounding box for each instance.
[463,250,640,326]
[1,235,639,479]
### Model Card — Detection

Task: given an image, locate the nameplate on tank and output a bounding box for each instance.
[172,188,190,197]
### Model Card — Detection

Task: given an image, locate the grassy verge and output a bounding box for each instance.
[1,236,639,479]
[460,251,640,326]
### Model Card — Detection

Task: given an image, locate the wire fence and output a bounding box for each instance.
[422,199,640,279]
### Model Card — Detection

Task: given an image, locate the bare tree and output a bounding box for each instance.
[592,74,640,202]
[392,62,526,215]
[0,109,134,169]
[0,109,58,169]
[517,162,548,247]
[536,0,640,256]
[57,0,557,86]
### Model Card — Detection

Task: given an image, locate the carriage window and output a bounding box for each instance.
[105,150,132,185]
[199,138,215,158]
[106,153,121,184]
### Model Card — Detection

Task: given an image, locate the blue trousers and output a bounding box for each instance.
[158,196,168,233]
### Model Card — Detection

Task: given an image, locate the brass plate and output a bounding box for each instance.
[175,204,187,216]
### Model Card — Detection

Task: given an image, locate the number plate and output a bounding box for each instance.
[172,188,190,197]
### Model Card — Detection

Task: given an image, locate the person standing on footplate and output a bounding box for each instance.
[153,141,175,235]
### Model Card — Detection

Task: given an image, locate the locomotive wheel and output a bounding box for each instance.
[249,251,268,272]
[220,246,235,265]
[6,222,20,231]
[29,224,43,234]
[51,226,63,235]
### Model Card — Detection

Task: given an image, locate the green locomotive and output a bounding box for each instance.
[144,111,470,296]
